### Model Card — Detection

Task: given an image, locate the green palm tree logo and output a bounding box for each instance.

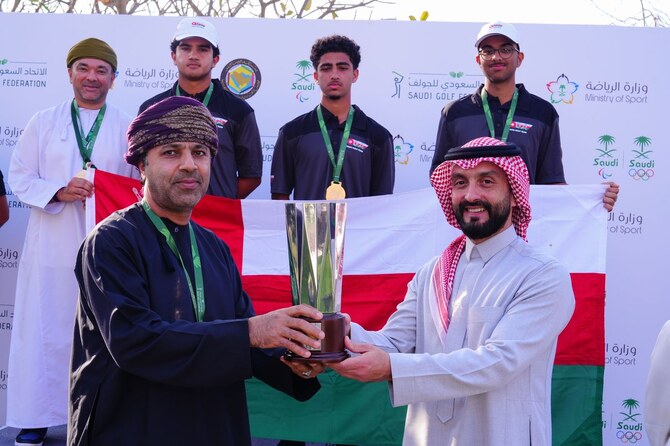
[632,136,652,159]
[597,134,616,158]
[620,399,640,422]
[295,60,312,82]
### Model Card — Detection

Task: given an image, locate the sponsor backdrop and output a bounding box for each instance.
[0,13,667,445]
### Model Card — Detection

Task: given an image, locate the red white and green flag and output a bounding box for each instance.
[88,169,607,446]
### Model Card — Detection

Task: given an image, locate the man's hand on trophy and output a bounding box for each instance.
[248,304,325,358]
[280,357,326,379]
[329,336,392,382]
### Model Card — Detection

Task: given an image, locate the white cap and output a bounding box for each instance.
[173,18,218,48]
[475,22,520,48]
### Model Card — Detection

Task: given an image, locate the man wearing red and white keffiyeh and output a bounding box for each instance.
[332,136,575,446]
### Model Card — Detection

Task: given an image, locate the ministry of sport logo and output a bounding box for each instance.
[291,60,315,103]
[546,74,579,104]
[614,399,643,443]
[220,58,262,100]
[393,135,414,165]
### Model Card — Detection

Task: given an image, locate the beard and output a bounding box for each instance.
[453,194,512,241]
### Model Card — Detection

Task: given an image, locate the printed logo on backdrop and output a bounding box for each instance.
[0,58,47,89]
[1,181,30,213]
[614,399,643,444]
[0,124,23,150]
[391,70,481,102]
[628,136,654,181]
[123,67,178,90]
[260,135,276,163]
[546,74,579,104]
[593,134,621,180]
[291,60,314,103]
[220,58,261,100]
[583,79,648,105]
[393,135,414,165]
[608,210,644,236]
[416,141,435,164]
[0,247,19,270]
[606,341,637,366]
[594,134,656,183]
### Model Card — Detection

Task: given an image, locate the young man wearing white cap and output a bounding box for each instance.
[430,22,619,210]
[139,18,263,199]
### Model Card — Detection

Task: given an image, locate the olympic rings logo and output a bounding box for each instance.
[616,430,643,443]
[628,168,654,181]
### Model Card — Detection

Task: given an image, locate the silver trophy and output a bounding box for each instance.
[284,201,349,363]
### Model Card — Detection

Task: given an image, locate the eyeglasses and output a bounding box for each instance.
[478,46,518,60]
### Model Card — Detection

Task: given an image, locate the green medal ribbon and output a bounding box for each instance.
[176,82,214,107]
[70,100,106,169]
[481,87,519,143]
[316,105,355,184]
[142,200,205,322]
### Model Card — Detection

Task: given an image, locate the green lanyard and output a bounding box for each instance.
[142,200,205,322]
[176,82,214,107]
[70,100,106,169]
[481,87,518,143]
[316,105,355,184]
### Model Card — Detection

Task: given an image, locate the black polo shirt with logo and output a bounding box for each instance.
[139,80,262,198]
[271,105,395,200]
[430,84,565,184]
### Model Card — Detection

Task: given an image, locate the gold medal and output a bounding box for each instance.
[75,169,87,178]
[325,181,346,200]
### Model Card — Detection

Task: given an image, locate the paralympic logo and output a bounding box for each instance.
[292,60,315,102]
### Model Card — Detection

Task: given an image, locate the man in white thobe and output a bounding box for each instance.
[332,136,575,446]
[8,38,137,446]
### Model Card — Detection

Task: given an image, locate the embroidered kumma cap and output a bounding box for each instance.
[66,38,118,73]
[430,136,532,240]
[125,96,219,166]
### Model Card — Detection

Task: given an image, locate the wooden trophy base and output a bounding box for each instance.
[284,313,350,363]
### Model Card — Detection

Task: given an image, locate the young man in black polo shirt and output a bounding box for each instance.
[271,35,395,201]
[139,18,262,199]
[430,22,618,210]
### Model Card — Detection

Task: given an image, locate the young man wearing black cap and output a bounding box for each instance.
[7,37,138,446]
[430,22,618,210]
[139,18,263,199]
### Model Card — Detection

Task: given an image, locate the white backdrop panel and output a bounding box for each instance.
[0,14,667,445]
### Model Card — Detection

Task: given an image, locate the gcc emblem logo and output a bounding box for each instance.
[220,58,262,100]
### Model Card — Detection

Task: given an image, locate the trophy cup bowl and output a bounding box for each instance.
[284,201,349,363]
